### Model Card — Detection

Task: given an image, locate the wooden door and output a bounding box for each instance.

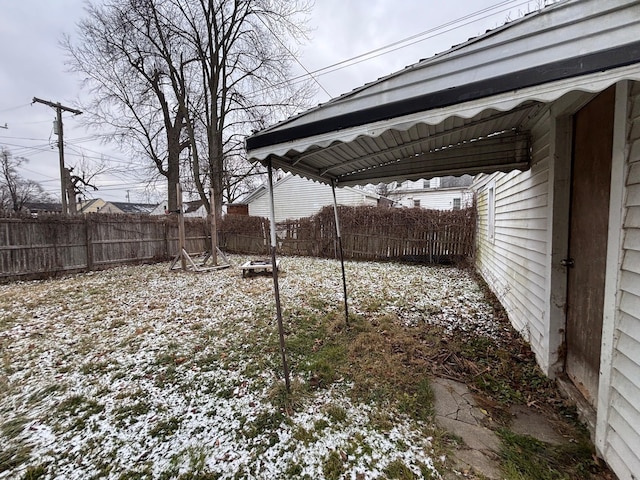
[565,87,615,408]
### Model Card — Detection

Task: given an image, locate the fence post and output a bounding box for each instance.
[164,219,169,259]
[85,215,94,271]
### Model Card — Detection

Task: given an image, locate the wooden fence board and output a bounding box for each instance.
[0,213,210,281]
[1,205,476,282]
[220,205,476,263]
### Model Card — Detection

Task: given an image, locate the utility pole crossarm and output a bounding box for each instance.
[32,97,83,115]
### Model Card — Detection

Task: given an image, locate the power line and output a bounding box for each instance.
[250,0,542,98]
[255,15,332,98]
[0,104,30,114]
[306,0,526,79]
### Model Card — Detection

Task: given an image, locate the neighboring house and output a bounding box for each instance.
[78,199,158,214]
[245,1,640,478]
[183,200,208,218]
[23,202,63,215]
[387,176,473,210]
[110,202,158,215]
[78,198,123,214]
[242,173,384,222]
[149,199,224,218]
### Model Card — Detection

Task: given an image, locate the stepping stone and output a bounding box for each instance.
[431,377,502,479]
[509,404,568,445]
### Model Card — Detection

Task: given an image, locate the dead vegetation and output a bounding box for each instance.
[0,255,614,479]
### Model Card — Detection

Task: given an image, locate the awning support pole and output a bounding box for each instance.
[267,160,291,392]
[331,180,349,324]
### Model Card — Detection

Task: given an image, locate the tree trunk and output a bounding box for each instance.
[166,161,180,212]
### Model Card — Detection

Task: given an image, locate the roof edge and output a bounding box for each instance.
[247,41,640,152]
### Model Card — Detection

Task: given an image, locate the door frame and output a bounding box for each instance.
[595,80,629,453]
[545,82,628,450]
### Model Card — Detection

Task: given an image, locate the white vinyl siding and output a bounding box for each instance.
[248,175,378,222]
[603,81,640,480]
[391,188,473,210]
[474,110,552,368]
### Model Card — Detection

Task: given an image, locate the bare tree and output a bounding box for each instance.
[0,148,49,212]
[64,0,190,211]
[65,0,314,216]
[171,0,314,216]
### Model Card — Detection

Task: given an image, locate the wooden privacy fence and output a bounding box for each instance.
[218,205,476,262]
[0,213,209,282]
[1,205,475,281]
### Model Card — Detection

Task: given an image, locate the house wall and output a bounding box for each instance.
[474,83,640,479]
[248,175,378,222]
[390,188,473,210]
[474,108,553,372]
[599,81,640,479]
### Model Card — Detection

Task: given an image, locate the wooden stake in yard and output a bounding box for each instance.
[177,183,187,271]
[331,180,349,324]
[209,187,218,266]
[267,160,291,392]
[170,183,230,272]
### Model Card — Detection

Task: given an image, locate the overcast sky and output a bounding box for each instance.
[0,0,550,204]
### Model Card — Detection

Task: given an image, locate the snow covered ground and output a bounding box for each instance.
[0,255,500,479]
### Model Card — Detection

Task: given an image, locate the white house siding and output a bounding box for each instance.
[474,109,552,371]
[248,175,378,222]
[602,82,640,479]
[391,188,473,210]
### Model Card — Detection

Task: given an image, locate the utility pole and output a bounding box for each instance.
[32,97,82,214]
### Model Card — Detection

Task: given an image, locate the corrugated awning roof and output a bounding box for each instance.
[245,0,640,186]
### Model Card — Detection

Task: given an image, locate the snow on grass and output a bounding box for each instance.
[0,255,498,479]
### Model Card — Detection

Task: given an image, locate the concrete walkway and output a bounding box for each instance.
[431,377,569,479]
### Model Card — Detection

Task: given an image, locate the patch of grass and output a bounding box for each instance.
[313,418,330,431]
[109,318,126,329]
[21,464,47,480]
[1,416,28,439]
[118,464,153,479]
[322,450,345,480]
[55,395,104,432]
[497,428,603,480]
[80,360,111,375]
[154,364,178,387]
[284,309,348,390]
[1,341,14,375]
[384,459,416,479]
[176,473,221,480]
[158,447,221,480]
[113,401,152,427]
[397,378,434,421]
[417,461,439,479]
[361,296,385,313]
[149,416,181,440]
[324,404,347,423]
[267,379,309,415]
[243,409,289,451]
[285,462,304,477]
[292,425,316,444]
[28,384,65,404]
[0,444,32,474]
[344,432,373,458]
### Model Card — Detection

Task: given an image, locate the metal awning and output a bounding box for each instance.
[246,0,640,186]
[246,64,640,186]
[244,0,640,392]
